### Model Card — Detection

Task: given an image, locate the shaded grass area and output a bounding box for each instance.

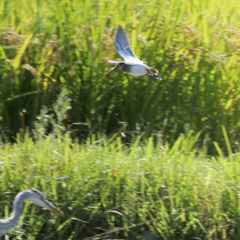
[0,133,240,239]
[0,0,240,153]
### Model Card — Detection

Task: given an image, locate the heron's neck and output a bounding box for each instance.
[7,192,28,224]
[0,192,27,236]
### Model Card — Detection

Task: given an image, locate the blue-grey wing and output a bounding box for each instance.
[115,26,142,63]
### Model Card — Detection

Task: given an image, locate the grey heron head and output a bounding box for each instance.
[25,189,64,217]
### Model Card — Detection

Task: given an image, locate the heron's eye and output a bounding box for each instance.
[42,193,47,199]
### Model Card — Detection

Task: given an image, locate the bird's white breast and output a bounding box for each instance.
[129,64,150,76]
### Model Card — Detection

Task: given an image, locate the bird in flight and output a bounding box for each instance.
[106,26,162,80]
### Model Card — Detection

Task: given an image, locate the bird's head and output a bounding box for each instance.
[148,68,158,75]
[23,189,64,217]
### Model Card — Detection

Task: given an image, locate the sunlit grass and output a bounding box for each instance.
[0,132,240,239]
[1,1,240,238]
[0,0,240,152]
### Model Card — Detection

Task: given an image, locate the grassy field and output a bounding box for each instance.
[1,0,240,239]
[0,132,240,239]
[0,0,240,152]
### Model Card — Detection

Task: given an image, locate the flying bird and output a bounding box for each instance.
[106,26,162,80]
[0,189,64,237]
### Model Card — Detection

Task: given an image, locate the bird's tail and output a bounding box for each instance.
[105,65,120,76]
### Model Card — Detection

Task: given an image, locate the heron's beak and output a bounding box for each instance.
[44,199,65,217]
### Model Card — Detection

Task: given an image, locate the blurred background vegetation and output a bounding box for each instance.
[2,0,240,239]
[0,0,240,154]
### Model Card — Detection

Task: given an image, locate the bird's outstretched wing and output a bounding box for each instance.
[115,26,143,63]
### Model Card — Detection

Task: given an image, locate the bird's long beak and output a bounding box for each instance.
[105,65,120,76]
[44,199,65,217]
[150,75,162,80]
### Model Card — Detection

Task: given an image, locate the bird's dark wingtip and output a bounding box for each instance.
[117,26,125,32]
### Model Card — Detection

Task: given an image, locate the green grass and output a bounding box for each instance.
[0,0,240,152]
[1,0,240,238]
[0,132,240,239]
